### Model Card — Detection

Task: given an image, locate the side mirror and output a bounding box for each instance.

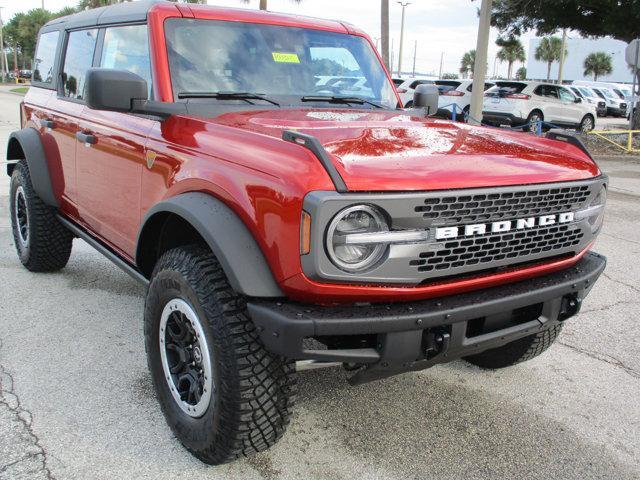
[574,97,582,103]
[412,84,439,115]
[85,68,148,113]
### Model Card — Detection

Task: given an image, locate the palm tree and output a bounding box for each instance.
[583,52,613,81]
[534,36,566,81]
[496,37,526,80]
[515,66,527,80]
[459,50,476,78]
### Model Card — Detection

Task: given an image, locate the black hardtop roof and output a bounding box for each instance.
[42,0,163,31]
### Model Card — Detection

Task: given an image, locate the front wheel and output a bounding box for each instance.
[144,245,296,465]
[579,114,595,133]
[463,324,563,369]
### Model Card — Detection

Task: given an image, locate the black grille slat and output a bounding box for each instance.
[414,185,592,226]
[411,224,584,273]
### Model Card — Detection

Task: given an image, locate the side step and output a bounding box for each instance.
[56,215,149,286]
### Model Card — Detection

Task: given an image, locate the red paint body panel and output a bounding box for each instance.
[23,4,603,305]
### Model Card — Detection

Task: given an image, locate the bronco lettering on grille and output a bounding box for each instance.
[435,212,575,240]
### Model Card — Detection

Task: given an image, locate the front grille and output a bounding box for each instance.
[621,103,627,109]
[409,223,584,273]
[414,184,593,227]
[303,177,604,285]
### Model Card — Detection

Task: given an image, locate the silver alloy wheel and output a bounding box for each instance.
[159,298,213,418]
[581,116,594,132]
[14,185,29,247]
[528,113,541,132]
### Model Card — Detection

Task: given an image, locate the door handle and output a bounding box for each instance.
[76,131,97,146]
[40,119,55,129]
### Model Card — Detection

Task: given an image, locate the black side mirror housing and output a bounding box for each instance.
[85,68,148,113]
[412,84,439,115]
[574,97,582,103]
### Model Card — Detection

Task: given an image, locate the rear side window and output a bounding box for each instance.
[100,24,152,94]
[62,29,98,100]
[534,85,558,99]
[33,31,60,84]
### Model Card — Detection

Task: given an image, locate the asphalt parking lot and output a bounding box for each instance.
[0,88,639,479]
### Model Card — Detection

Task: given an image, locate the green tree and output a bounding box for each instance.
[496,36,525,79]
[534,36,566,81]
[583,52,613,81]
[515,66,527,80]
[459,50,476,78]
[489,0,639,44]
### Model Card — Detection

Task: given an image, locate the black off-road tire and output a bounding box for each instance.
[144,245,296,465]
[463,324,563,369]
[9,160,73,271]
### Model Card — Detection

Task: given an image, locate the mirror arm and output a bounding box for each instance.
[131,99,187,119]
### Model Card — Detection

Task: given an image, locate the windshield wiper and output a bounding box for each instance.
[177,91,280,106]
[300,95,384,109]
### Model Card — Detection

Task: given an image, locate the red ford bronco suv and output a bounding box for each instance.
[7,0,606,465]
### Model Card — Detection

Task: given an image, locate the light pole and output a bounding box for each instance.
[468,0,493,126]
[412,39,417,77]
[438,52,444,79]
[557,28,567,84]
[396,2,410,77]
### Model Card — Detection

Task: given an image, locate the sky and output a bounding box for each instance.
[0,0,537,78]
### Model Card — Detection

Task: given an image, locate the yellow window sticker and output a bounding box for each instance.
[272,52,300,64]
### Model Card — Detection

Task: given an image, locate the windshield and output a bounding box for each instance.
[165,19,397,108]
[600,88,616,99]
[578,87,595,98]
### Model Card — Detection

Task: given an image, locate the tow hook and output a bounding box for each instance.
[424,328,451,359]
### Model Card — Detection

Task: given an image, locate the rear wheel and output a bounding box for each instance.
[523,110,543,133]
[464,324,562,369]
[579,114,595,133]
[144,245,296,464]
[9,161,73,272]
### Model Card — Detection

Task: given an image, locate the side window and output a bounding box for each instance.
[62,29,98,100]
[534,85,558,99]
[33,31,60,84]
[558,87,575,102]
[100,24,152,94]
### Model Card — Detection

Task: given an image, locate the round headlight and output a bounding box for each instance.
[326,205,388,272]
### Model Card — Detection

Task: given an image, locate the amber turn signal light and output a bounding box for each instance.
[300,211,312,255]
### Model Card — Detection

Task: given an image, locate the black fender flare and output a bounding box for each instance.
[6,128,58,208]
[136,192,284,298]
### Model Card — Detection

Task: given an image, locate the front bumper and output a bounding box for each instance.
[248,252,606,384]
[607,106,627,117]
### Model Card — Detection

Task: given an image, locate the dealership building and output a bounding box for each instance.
[526,37,634,84]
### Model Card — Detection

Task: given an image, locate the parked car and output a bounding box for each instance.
[591,87,628,117]
[483,81,597,132]
[391,77,405,87]
[568,85,607,117]
[8,0,607,465]
[18,69,33,79]
[434,79,494,120]
[573,81,629,118]
[396,77,435,106]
